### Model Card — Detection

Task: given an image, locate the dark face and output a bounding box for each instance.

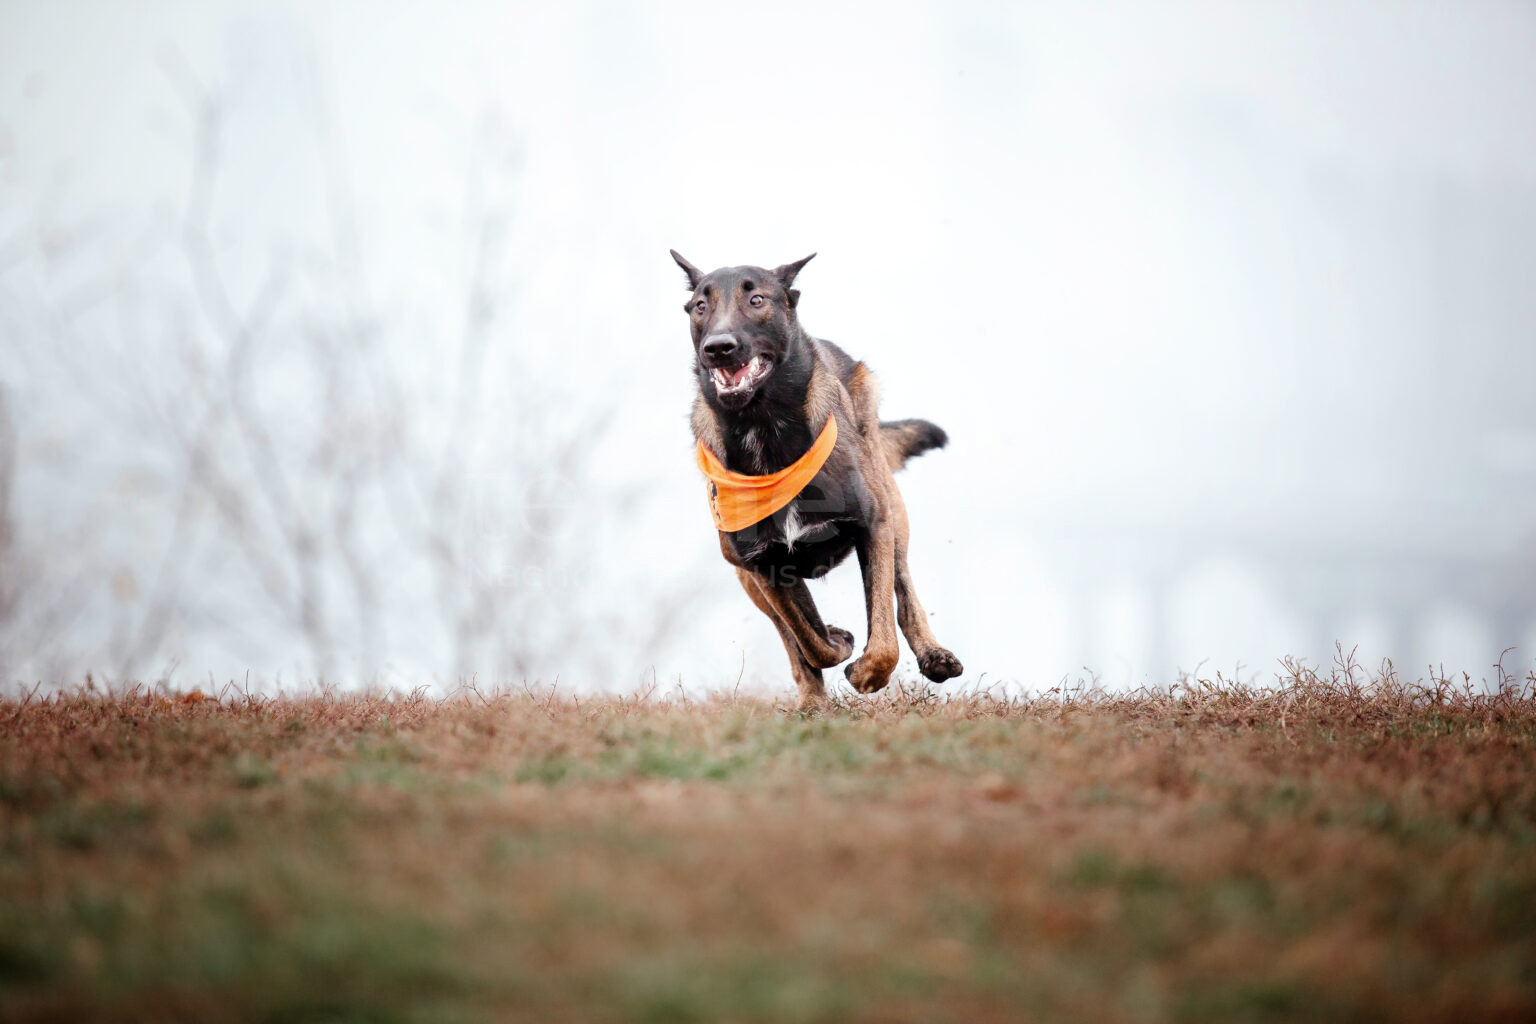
[670,251,815,412]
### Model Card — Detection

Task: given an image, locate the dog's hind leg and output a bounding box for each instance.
[736,569,850,710]
[885,485,964,683]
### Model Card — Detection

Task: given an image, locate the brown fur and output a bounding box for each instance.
[676,253,961,710]
[879,419,947,472]
[710,347,961,709]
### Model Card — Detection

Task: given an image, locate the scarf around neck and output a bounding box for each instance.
[694,415,838,532]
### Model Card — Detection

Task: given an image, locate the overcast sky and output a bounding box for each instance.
[4,1,1535,691]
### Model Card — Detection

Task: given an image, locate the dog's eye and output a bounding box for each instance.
[749,294,765,308]
[692,300,707,314]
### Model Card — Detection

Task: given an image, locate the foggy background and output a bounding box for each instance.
[3,0,1534,693]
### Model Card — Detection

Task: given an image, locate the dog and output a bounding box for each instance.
[672,250,963,709]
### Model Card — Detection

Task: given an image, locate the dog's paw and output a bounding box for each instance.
[918,647,964,683]
[844,653,896,694]
[826,625,855,660]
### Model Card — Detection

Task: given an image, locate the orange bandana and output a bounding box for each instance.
[695,416,839,532]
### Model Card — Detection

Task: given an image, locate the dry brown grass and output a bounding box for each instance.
[3,657,1535,1023]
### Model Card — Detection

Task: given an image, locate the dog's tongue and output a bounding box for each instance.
[729,361,754,385]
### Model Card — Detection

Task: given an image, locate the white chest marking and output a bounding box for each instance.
[784,503,808,552]
[782,503,836,551]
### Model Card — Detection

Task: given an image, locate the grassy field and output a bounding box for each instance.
[3,663,1535,1023]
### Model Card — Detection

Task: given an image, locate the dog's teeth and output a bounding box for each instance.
[710,359,770,393]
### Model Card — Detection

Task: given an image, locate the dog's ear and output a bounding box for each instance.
[669,249,704,290]
[774,253,815,307]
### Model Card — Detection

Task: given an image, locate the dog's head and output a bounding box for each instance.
[670,251,815,412]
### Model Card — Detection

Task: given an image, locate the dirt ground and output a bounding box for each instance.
[3,668,1534,1022]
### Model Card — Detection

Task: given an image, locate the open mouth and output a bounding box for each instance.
[709,355,772,396]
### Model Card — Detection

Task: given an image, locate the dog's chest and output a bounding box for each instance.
[714,416,871,577]
[735,507,857,581]
[728,467,868,580]
[781,501,840,550]
[731,495,846,555]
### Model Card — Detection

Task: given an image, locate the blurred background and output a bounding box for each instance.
[2,0,1534,693]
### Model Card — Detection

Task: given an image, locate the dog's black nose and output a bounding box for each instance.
[702,333,742,364]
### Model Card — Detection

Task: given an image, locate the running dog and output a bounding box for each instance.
[673,250,963,709]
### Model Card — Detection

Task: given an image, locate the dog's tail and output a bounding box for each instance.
[880,418,948,472]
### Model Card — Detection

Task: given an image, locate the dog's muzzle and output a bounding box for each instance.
[701,333,743,365]
[709,355,772,396]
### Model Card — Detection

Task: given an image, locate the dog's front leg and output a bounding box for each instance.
[752,575,854,672]
[737,570,843,710]
[845,519,900,693]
